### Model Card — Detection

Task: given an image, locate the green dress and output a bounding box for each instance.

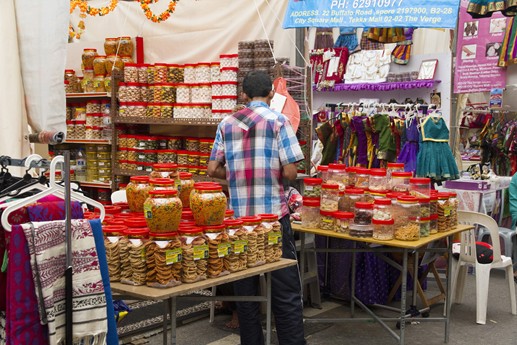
[467,0,517,18]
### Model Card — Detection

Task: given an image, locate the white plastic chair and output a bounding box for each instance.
[110,189,127,203]
[453,211,517,324]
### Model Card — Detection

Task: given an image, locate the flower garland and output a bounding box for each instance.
[140,0,178,23]
[69,0,119,40]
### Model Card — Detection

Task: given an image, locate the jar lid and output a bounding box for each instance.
[355,167,370,175]
[105,219,126,226]
[320,210,335,216]
[437,192,450,199]
[199,138,214,143]
[430,214,439,220]
[203,224,227,232]
[418,197,431,203]
[386,191,406,199]
[345,188,365,195]
[102,225,128,234]
[179,226,203,234]
[397,195,419,203]
[149,178,175,185]
[304,178,323,185]
[179,172,193,179]
[391,172,412,178]
[328,163,347,170]
[125,228,149,236]
[321,183,339,190]
[239,216,262,223]
[220,54,239,58]
[317,165,328,172]
[334,211,354,219]
[354,202,374,209]
[179,220,196,227]
[368,189,388,195]
[387,163,405,169]
[225,209,235,217]
[374,198,392,205]
[153,163,178,169]
[212,95,238,100]
[113,202,129,210]
[220,67,239,71]
[409,177,431,184]
[182,209,194,220]
[372,218,394,225]
[195,184,222,191]
[430,195,438,201]
[346,166,357,173]
[149,232,179,238]
[224,219,243,226]
[104,205,122,214]
[303,199,321,207]
[419,217,431,221]
[177,150,190,155]
[149,189,178,196]
[130,176,150,183]
[449,192,457,197]
[258,214,279,221]
[369,168,387,177]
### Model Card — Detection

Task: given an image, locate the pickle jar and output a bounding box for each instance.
[125,228,149,286]
[224,219,248,271]
[372,218,395,241]
[126,176,152,212]
[373,198,392,220]
[143,189,183,232]
[409,177,431,198]
[178,172,195,207]
[339,188,365,212]
[334,211,354,234]
[448,192,458,228]
[437,192,451,232]
[301,198,320,228]
[93,55,106,75]
[258,214,282,263]
[320,183,340,212]
[82,48,98,70]
[150,163,179,180]
[179,226,208,283]
[327,163,348,191]
[317,165,329,182]
[303,178,323,198]
[369,169,387,192]
[147,232,183,288]
[190,183,227,226]
[119,36,134,57]
[320,210,336,231]
[390,171,412,192]
[149,178,176,191]
[104,37,118,56]
[204,224,231,278]
[419,217,431,237]
[103,225,128,282]
[354,202,374,225]
[240,216,265,268]
[430,214,439,234]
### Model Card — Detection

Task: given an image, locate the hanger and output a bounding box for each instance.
[1,156,105,231]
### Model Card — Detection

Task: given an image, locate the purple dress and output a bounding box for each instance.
[397,119,420,174]
[352,116,369,166]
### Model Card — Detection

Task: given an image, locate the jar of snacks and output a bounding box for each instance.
[373,198,392,220]
[168,64,184,83]
[190,184,227,226]
[93,55,106,75]
[150,163,178,180]
[391,171,412,192]
[303,178,322,198]
[126,176,152,212]
[179,227,208,283]
[301,198,320,228]
[349,223,374,238]
[119,36,134,57]
[143,189,182,232]
[369,169,387,192]
[372,218,394,240]
[448,192,458,228]
[386,162,405,179]
[354,202,374,225]
[241,216,265,267]
[355,168,370,190]
[327,163,348,191]
[147,232,183,288]
[224,219,248,271]
[317,165,329,182]
[156,149,177,164]
[82,48,98,70]
[258,214,282,263]
[137,64,149,83]
[186,137,200,151]
[124,228,149,286]
[430,194,438,215]
[210,62,220,82]
[320,210,335,230]
[149,178,176,191]
[103,225,128,282]
[334,211,354,234]
[418,197,431,218]
[104,38,118,56]
[199,139,213,154]
[105,54,124,76]
[93,74,106,92]
[419,217,431,237]
[430,214,438,234]
[320,183,340,212]
[338,188,364,212]
[178,172,195,207]
[437,192,451,232]
[345,167,356,186]
[409,177,431,198]
[124,63,138,83]
[204,224,231,278]
[393,195,420,240]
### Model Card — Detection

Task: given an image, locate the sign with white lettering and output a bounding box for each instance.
[282,0,461,29]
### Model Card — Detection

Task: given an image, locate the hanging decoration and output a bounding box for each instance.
[139,0,178,23]
[69,0,119,40]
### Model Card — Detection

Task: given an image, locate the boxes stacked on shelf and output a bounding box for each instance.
[85,144,112,183]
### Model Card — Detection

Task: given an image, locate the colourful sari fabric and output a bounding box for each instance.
[498,17,517,67]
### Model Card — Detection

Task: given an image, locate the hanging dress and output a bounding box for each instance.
[372,113,397,162]
[416,116,460,180]
[467,0,517,18]
[314,28,335,50]
[334,27,359,52]
[367,28,405,43]
[397,118,420,174]
[351,115,369,166]
[498,17,517,67]
[391,28,415,65]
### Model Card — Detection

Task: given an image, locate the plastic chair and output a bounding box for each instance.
[110,190,127,203]
[477,226,517,263]
[453,211,516,324]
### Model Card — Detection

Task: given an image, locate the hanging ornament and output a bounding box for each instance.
[140,0,178,23]
[69,0,119,40]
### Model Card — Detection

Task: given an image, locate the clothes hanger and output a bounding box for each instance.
[1,156,105,231]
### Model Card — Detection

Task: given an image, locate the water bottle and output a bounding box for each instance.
[76,148,86,182]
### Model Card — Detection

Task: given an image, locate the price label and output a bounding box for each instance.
[165,248,182,265]
[193,244,209,261]
[268,232,282,245]
[143,204,153,219]
[233,240,248,254]
[444,207,451,217]
[218,243,232,257]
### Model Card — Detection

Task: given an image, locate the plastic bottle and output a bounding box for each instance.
[76,148,87,181]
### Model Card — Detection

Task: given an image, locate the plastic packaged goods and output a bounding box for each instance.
[418,197,431,218]
[327,163,348,191]
[320,210,335,230]
[409,177,431,198]
[354,167,370,190]
[147,232,183,288]
[224,219,248,271]
[436,192,451,232]
[349,223,374,238]
[353,202,374,225]
[126,176,152,212]
[369,169,387,192]
[124,228,149,286]
[103,225,128,282]
[419,217,431,237]
[448,192,458,228]
[258,214,282,263]
[168,64,184,83]
[190,184,227,226]
[124,63,138,83]
[301,198,320,228]
[317,165,329,182]
[320,183,340,212]
[178,172,195,207]
[372,218,394,240]
[334,211,354,233]
[338,188,365,212]
[430,214,438,234]
[241,216,265,267]
[203,224,231,278]
[390,171,412,192]
[179,227,208,283]
[373,198,392,220]
[303,178,323,198]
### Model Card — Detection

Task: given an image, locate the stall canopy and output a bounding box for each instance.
[283,0,461,29]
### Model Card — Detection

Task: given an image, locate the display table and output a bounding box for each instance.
[112,259,297,345]
[292,224,473,345]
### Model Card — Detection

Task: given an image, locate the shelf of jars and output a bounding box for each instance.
[113,167,226,185]
[66,92,111,100]
[112,116,222,126]
[64,139,111,145]
[313,79,441,92]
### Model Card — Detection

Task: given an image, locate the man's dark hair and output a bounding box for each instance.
[242,70,272,99]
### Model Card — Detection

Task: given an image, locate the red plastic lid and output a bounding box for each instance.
[179,226,203,234]
[320,210,336,216]
[182,209,194,220]
[149,189,178,196]
[346,166,357,173]
[430,214,439,220]
[397,195,419,203]
[304,178,323,185]
[387,163,405,169]
[220,67,239,71]
[391,172,412,178]
[334,211,354,219]
[418,197,431,203]
[321,183,339,190]
[409,177,431,184]
[345,188,365,195]
[328,163,347,170]
[125,228,150,237]
[355,167,370,175]
[374,198,392,206]
[386,192,405,199]
[203,224,227,232]
[179,172,193,179]
[102,225,127,234]
[225,209,235,217]
[449,192,457,197]
[105,219,126,226]
[176,150,190,155]
[124,217,148,228]
[437,192,450,199]
[149,232,179,238]
[212,95,238,100]
[317,165,328,172]
[113,202,129,210]
[419,217,431,222]
[153,163,178,169]
[195,184,222,191]
[220,54,239,58]
[430,195,438,201]
[104,205,122,215]
[303,198,321,207]
[130,176,150,183]
[258,214,279,221]
[224,219,244,226]
[239,216,262,223]
[372,218,395,225]
[149,178,175,185]
[368,189,388,195]
[355,202,374,209]
[369,168,387,177]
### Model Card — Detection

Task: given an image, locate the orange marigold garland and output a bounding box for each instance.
[69,0,118,40]
[140,0,178,23]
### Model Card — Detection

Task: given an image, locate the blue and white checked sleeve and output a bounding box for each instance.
[210,123,226,164]
[277,118,304,166]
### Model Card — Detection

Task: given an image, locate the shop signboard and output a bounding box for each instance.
[453,0,507,93]
[283,0,460,29]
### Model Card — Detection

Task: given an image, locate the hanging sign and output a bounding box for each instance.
[282,0,461,29]
[453,0,507,94]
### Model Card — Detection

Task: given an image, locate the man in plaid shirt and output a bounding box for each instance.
[208,70,306,345]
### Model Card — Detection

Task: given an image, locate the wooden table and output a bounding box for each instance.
[292,224,473,345]
[112,258,297,345]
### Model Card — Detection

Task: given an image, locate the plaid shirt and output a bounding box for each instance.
[210,101,304,218]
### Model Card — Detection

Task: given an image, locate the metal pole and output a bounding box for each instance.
[64,150,73,345]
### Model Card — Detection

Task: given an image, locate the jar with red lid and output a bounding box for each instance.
[104,37,118,56]
[179,226,208,282]
[369,189,388,201]
[355,167,370,190]
[126,176,152,212]
[419,217,431,237]
[346,167,357,187]
[373,218,395,240]
[409,177,431,198]
[81,48,98,70]
[224,219,248,271]
[338,188,365,212]
[225,209,235,220]
[320,210,335,230]
[144,189,182,232]
[369,169,387,192]
[240,216,265,267]
[437,192,451,232]
[327,163,348,191]
[373,198,392,220]
[317,165,329,182]
[430,194,438,215]
[150,163,179,180]
[430,214,439,234]
[320,183,339,212]
[386,162,405,179]
[178,172,195,206]
[334,211,354,234]
[190,183,227,226]
[418,197,431,218]
[124,228,149,286]
[147,232,183,288]
[301,198,320,228]
[354,202,374,225]
[103,225,128,282]
[393,195,420,240]
[204,224,231,278]
[349,223,374,238]
[390,171,412,192]
[104,205,122,216]
[303,178,322,198]
[149,178,176,192]
[258,214,282,263]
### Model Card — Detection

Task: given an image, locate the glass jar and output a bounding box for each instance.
[147,232,183,288]
[430,214,438,234]
[186,137,200,151]
[125,228,149,286]
[373,198,392,220]
[119,36,134,57]
[178,172,195,207]
[93,74,106,92]
[104,37,118,56]
[157,149,177,164]
[437,192,451,232]
[82,48,98,70]
[409,177,431,198]
[317,165,329,182]
[355,167,370,190]
[199,139,213,154]
[303,178,322,198]
[143,189,182,232]
[105,54,124,76]
[177,150,189,165]
[327,163,348,191]
[179,227,208,282]
[149,178,176,191]
[449,192,458,229]
[168,64,184,83]
[372,218,395,241]
[301,198,320,228]
[349,223,374,238]
[124,63,138,83]
[190,184,227,226]
[354,202,374,225]
[320,210,335,230]
[150,163,178,180]
[391,171,412,192]
[393,195,420,241]
[103,225,128,282]
[419,217,431,237]
[203,224,231,278]
[258,214,282,263]
[418,197,431,218]
[240,216,265,267]
[334,211,354,234]
[338,188,364,212]
[138,64,149,84]
[126,176,152,212]
[224,219,248,271]
[93,55,106,76]
[369,169,387,192]
[320,183,340,212]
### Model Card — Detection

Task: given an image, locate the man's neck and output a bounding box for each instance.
[249,97,270,105]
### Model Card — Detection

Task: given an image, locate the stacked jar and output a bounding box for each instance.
[146,232,183,288]
[369,169,387,192]
[350,202,374,237]
[303,178,322,198]
[97,145,111,182]
[203,224,231,278]
[179,226,208,283]
[390,171,412,192]
[334,211,354,234]
[317,165,329,183]
[386,162,405,180]
[409,177,431,198]
[259,214,282,263]
[373,218,395,241]
[436,192,451,232]
[338,188,365,212]
[85,145,97,182]
[355,168,370,190]
[190,183,227,226]
[103,225,127,282]
[327,163,348,191]
[393,195,420,241]
[319,210,335,231]
[224,219,248,272]
[320,183,339,212]
[448,192,459,228]
[346,167,357,187]
[301,198,320,228]
[373,198,392,221]
[125,228,149,286]
[126,176,152,212]
[240,216,265,267]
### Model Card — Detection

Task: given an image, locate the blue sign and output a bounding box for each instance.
[283,0,461,29]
